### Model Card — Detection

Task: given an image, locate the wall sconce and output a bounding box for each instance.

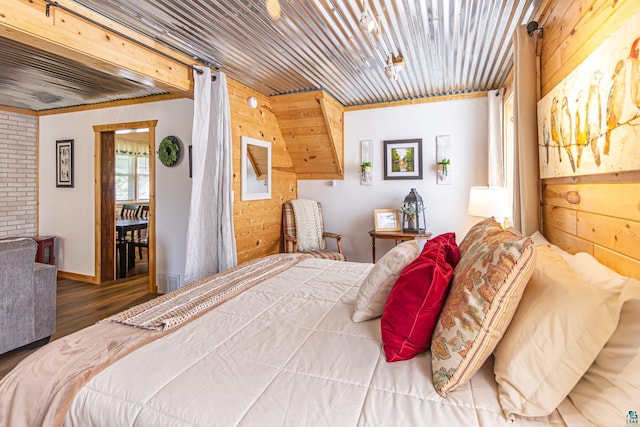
[435,135,451,184]
[385,54,405,81]
[247,96,258,109]
[360,140,373,186]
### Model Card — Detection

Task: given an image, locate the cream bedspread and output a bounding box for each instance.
[0,254,307,427]
[61,258,567,427]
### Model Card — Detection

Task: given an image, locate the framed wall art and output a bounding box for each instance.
[56,139,74,188]
[383,139,422,180]
[374,209,401,232]
[537,11,640,178]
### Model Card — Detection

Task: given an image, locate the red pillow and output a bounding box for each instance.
[381,233,458,362]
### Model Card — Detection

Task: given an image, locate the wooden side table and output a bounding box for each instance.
[369,229,432,263]
[32,236,55,265]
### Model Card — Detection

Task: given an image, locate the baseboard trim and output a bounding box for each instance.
[57,270,97,284]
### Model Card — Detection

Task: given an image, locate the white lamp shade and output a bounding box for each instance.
[468,186,510,219]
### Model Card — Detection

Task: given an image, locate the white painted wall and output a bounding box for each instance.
[39,99,193,285]
[298,97,489,263]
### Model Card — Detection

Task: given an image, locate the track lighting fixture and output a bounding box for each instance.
[359,2,379,34]
[384,54,405,80]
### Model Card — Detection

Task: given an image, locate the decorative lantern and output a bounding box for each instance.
[400,188,426,233]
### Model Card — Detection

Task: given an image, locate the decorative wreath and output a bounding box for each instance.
[157,135,182,167]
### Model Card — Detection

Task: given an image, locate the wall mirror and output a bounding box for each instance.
[241,136,271,201]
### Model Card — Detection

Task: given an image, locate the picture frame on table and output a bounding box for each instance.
[383,139,423,180]
[56,139,74,188]
[374,209,401,232]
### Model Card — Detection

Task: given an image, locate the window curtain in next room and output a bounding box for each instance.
[184,68,237,284]
[512,25,541,236]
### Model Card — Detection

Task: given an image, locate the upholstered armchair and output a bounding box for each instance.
[282,199,347,261]
[0,238,57,354]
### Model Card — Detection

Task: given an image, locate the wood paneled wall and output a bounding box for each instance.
[227,78,297,264]
[539,0,640,279]
[270,90,344,179]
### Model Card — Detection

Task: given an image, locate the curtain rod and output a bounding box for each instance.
[44,0,216,80]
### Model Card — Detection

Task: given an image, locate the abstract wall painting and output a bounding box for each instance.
[537,10,640,178]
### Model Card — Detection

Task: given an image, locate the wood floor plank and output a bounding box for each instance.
[0,266,157,380]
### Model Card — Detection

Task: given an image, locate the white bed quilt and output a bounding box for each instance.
[64,258,567,427]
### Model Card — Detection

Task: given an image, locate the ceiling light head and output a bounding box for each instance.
[384,64,397,81]
[385,54,405,80]
[359,9,377,33]
[266,0,282,20]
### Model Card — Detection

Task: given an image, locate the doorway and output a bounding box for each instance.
[93,120,157,292]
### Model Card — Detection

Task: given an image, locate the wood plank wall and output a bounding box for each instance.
[227,78,297,264]
[538,0,640,279]
[270,90,344,179]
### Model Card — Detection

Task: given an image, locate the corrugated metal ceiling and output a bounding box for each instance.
[0,0,541,111]
[71,0,539,106]
[0,36,166,111]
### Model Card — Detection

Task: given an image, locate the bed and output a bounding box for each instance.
[0,219,638,427]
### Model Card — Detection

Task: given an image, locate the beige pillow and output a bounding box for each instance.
[569,287,640,425]
[352,240,419,322]
[431,227,536,396]
[565,251,627,289]
[494,245,639,419]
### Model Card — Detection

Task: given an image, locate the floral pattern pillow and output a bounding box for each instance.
[458,217,503,255]
[431,228,536,396]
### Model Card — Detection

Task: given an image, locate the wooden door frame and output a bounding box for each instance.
[93,120,157,292]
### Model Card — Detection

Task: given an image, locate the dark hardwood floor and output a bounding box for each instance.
[0,255,158,379]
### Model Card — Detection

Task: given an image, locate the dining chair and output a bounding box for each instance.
[133,205,149,260]
[120,204,140,219]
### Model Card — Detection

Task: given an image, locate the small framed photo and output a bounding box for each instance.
[374,209,401,232]
[383,139,423,180]
[56,139,74,188]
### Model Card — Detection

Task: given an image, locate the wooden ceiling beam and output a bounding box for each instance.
[0,0,194,97]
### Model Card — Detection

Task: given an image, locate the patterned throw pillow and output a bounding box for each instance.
[431,226,536,396]
[458,217,503,255]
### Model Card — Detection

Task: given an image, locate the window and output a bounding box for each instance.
[137,156,149,201]
[115,130,150,202]
[115,154,135,201]
[503,94,515,210]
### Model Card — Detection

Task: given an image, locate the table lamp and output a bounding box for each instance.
[468,186,511,227]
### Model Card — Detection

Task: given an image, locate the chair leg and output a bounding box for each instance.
[127,241,135,271]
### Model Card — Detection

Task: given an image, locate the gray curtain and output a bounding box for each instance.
[512,25,541,235]
[184,68,237,284]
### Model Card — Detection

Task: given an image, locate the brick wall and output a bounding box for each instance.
[0,110,37,237]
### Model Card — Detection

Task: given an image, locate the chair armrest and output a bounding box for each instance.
[283,233,297,253]
[323,232,344,255]
[33,263,57,340]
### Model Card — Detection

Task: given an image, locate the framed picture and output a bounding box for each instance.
[383,139,423,180]
[374,209,401,232]
[56,139,74,188]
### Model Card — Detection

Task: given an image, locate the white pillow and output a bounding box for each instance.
[494,244,640,419]
[569,286,640,425]
[352,240,419,322]
[565,251,627,289]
